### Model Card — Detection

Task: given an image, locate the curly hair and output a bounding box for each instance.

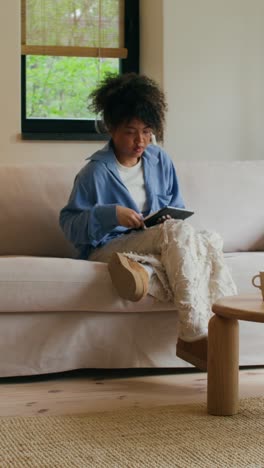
[88,73,167,141]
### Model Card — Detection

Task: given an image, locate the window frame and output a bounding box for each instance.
[21,0,139,140]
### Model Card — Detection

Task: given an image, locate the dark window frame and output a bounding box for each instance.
[21,0,139,140]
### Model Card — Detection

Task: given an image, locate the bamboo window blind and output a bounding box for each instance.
[21,0,127,59]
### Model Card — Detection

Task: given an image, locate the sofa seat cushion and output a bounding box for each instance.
[224,251,264,294]
[0,256,176,313]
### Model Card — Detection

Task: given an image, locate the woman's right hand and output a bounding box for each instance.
[116,206,144,229]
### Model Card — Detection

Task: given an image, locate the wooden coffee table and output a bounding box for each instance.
[207,294,264,416]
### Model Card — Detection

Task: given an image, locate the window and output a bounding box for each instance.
[21,0,139,140]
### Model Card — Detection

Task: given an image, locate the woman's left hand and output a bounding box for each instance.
[157,214,171,224]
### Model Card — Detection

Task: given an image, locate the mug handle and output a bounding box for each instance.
[252,274,261,289]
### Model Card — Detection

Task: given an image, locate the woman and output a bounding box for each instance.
[60,73,236,370]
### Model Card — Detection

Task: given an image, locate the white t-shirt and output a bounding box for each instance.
[115,157,148,213]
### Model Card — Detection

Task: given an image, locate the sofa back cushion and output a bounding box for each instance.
[176,160,264,252]
[0,160,263,257]
[0,164,82,257]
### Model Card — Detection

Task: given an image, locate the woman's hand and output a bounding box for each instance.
[157,214,172,224]
[116,206,144,229]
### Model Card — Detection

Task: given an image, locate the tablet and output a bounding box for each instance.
[144,206,194,228]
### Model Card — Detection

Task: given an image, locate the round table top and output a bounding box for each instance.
[212,294,264,323]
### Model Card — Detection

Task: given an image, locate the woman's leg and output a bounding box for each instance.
[92,220,216,341]
[90,220,236,370]
[90,221,208,368]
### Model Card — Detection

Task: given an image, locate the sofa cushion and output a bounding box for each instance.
[0,161,263,257]
[0,256,176,313]
[177,161,264,252]
[0,164,81,257]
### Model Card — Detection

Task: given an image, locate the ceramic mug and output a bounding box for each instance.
[252,271,264,300]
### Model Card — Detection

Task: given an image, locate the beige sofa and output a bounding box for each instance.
[0,161,263,377]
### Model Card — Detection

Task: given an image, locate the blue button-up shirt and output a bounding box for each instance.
[59,141,185,258]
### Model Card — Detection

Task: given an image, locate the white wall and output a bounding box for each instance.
[0,0,264,164]
[162,0,264,160]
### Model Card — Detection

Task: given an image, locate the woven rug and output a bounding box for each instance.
[1,397,264,468]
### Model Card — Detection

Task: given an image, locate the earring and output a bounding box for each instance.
[151,133,157,145]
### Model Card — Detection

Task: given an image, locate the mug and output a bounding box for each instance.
[252,271,264,300]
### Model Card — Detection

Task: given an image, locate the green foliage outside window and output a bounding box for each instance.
[26,56,119,119]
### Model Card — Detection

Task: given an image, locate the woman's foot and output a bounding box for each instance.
[108,252,149,301]
[176,337,208,371]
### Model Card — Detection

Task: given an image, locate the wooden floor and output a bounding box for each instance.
[0,368,263,417]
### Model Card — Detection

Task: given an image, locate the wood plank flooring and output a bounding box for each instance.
[0,368,263,417]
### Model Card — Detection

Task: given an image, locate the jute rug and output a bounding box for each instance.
[1,397,264,468]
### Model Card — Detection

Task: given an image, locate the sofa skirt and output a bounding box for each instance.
[0,309,263,377]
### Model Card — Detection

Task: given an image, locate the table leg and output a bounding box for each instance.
[207,315,239,416]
